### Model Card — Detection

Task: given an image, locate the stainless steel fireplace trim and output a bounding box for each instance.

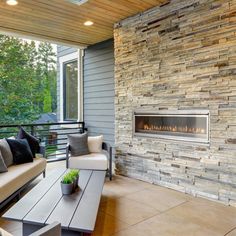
[133,110,210,144]
[133,109,210,116]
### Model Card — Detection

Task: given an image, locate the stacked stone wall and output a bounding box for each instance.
[114,0,236,205]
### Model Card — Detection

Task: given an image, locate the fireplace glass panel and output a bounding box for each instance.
[134,114,209,142]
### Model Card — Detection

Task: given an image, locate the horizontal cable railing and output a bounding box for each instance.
[0,122,85,161]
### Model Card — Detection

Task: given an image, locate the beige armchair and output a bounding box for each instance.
[66,142,112,180]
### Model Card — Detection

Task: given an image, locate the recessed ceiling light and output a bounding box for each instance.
[66,0,89,5]
[6,0,18,5]
[84,21,94,26]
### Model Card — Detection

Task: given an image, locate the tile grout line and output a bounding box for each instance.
[124,195,190,213]
[224,226,236,236]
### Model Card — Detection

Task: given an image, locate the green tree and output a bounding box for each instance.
[43,89,52,113]
[0,35,57,125]
[37,42,57,113]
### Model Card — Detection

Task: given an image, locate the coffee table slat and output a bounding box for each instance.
[3,168,66,221]
[23,174,66,225]
[69,171,106,233]
[46,170,92,228]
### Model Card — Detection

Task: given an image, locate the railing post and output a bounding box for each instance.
[30,125,35,136]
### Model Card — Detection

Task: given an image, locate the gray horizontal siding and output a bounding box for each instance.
[85,110,114,117]
[83,39,114,146]
[84,121,114,129]
[84,78,114,87]
[84,90,114,98]
[84,65,114,77]
[84,97,114,105]
[84,83,114,92]
[84,47,113,59]
[84,72,114,82]
[84,103,114,110]
[84,52,113,65]
[57,45,77,58]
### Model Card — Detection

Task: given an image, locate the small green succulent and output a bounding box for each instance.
[61,169,80,184]
[61,173,74,184]
[70,169,80,178]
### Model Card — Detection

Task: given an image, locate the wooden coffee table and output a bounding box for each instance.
[3,168,106,236]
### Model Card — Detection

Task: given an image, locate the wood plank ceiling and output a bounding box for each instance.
[0,0,168,47]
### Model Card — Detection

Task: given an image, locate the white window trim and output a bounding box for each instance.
[59,50,84,123]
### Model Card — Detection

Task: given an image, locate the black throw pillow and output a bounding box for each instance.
[17,127,40,157]
[6,139,33,164]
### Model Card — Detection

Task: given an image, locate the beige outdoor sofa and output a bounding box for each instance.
[0,157,46,209]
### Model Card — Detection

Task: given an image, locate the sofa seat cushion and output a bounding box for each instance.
[69,152,108,170]
[0,157,46,203]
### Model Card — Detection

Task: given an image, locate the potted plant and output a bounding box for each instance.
[61,173,74,195]
[70,169,80,190]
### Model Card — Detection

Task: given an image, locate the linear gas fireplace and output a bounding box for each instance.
[133,110,209,143]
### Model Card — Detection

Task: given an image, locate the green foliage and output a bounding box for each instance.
[45,145,57,156]
[61,173,74,184]
[61,169,80,184]
[43,88,52,113]
[69,169,80,178]
[0,35,57,125]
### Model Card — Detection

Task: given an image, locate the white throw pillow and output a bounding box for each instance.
[88,135,103,153]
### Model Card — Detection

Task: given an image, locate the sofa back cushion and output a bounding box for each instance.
[88,135,103,153]
[17,127,40,157]
[6,139,33,164]
[0,139,13,167]
[68,133,89,156]
[0,150,8,173]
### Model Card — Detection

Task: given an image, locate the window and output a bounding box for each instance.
[63,60,78,120]
[59,50,83,122]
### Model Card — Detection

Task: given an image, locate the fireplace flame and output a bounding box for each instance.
[143,124,205,134]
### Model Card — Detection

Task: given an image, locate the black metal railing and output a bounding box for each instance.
[0,122,85,161]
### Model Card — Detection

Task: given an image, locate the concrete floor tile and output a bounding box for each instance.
[126,188,188,212]
[225,228,236,236]
[112,212,222,236]
[101,189,122,203]
[100,197,160,225]
[92,211,129,236]
[168,200,236,235]
[102,176,147,196]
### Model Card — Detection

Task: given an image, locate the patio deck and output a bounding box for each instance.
[1,161,236,236]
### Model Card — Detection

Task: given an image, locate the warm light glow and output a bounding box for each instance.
[84,21,94,26]
[143,124,205,134]
[6,0,18,5]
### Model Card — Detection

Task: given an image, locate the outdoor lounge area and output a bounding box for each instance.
[1,0,236,235]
